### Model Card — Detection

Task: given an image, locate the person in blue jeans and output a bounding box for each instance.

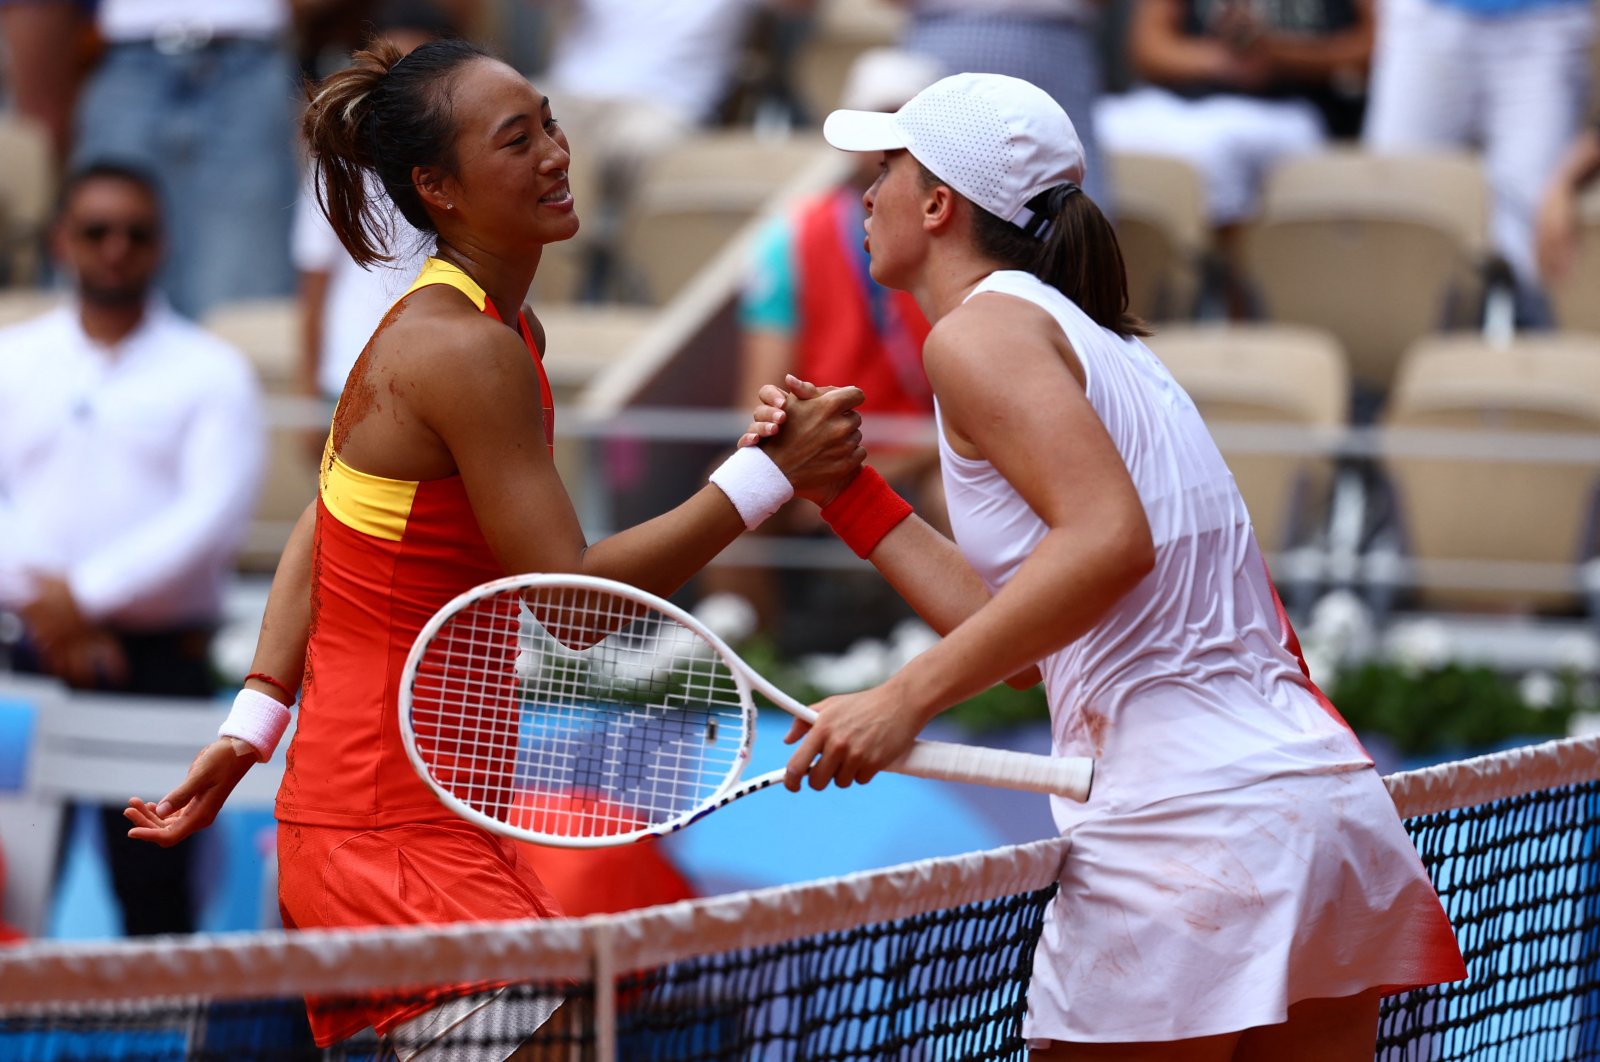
[72,0,298,320]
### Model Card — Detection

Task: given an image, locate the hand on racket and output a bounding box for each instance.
[400,573,1094,848]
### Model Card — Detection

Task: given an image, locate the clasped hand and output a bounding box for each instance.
[739,375,865,506]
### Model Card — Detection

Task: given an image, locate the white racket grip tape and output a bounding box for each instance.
[218,687,292,763]
[891,741,1093,801]
[709,446,794,529]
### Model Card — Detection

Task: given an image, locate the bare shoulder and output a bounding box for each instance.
[371,286,534,395]
[924,292,1073,386]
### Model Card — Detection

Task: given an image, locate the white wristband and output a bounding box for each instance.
[218,687,292,763]
[709,446,794,529]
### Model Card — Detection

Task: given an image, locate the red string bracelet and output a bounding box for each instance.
[819,466,913,558]
[245,671,295,702]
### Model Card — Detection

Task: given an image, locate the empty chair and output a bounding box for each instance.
[1547,182,1600,335]
[1147,323,1349,555]
[202,297,323,569]
[1108,151,1210,322]
[0,114,55,285]
[790,0,905,121]
[1239,149,1489,402]
[1380,332,1600,612]
[614,131,840,305]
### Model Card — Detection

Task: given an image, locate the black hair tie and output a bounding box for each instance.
[1021,182,1083,238]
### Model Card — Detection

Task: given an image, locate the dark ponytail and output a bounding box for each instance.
[919,163,1150,339]
[301,37,488,266]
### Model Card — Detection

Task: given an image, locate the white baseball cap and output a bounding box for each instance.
[822,72,1086,236]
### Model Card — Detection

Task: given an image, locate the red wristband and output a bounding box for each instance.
[245,671,295,702]
[819,467,913,559]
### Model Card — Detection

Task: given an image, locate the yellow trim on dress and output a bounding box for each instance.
[400,256,488,312]
[319,443,419,543]
[315,259,485,541]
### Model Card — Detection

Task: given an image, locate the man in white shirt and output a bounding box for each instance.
[0,162,266,936]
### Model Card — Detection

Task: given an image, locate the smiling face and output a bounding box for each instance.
[426,58,581,252]
[860,149,930,291]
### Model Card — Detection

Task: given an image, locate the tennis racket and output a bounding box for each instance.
[399,573,1093,847]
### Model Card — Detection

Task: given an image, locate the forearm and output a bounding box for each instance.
[865,516,995,636]
[1556,128,1600,191]
[1256,29,1372,80]
[577,486,748,599]
[244,503,316,702]
[863,515,1042,688]
[885,528,1150,726]
[298,271,331,396]
[1129,1,1235,84]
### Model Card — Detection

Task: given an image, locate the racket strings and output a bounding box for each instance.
[410,585,750,840]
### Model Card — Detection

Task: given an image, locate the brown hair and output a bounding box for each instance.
[918,162,1150,339]
[301,37,487,266]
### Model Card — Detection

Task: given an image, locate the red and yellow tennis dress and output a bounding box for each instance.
[274,258,561,1047]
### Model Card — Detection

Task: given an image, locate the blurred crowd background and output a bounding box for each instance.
[1,0,1599,944]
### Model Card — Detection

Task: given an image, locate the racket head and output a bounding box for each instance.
[399,574,759,847]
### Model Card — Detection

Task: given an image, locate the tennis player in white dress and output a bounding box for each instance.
[758,73,1466,1060]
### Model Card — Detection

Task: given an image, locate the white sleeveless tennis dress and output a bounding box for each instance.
[936,271,1464,1045]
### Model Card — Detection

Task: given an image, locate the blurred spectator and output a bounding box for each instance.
[0,162,266,935]
[531,0,814,294]
[0,0,95,165]
[1362,0,1594,309]
[72,0,299,321]
[1097,0,1373,225]
[896,0,1114,207]
[1536,123,1600,286]
[0,842,21,943]
[701,48,944,637]
[292,0,455,400]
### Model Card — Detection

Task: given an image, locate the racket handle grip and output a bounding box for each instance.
[891,741,1094,801]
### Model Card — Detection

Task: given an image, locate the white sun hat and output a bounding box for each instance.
[822,71,1086,235]
[837,47,944,113]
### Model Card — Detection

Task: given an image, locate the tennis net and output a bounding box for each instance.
[1379,734,1600,1061]
[0,836,1066,1061]
[3,735,1600,1061]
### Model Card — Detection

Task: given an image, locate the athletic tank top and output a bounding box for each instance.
[936,271,1369,822]
[277,258,553,828]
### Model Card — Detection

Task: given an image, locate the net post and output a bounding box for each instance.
[592,921,617,1062]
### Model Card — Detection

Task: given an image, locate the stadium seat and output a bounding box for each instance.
[202,297,299,387]
[202,297,322,570]
[1239,149,1489,402]
[1146,323,1349,555]
[0,288,64,329]
[1547,182,1600,335]
[0,674,287,936]
[1107,151,1209,321]
[0,113,55,286]
[790,0,905,121]
[614,131,839,305]
[1379,331,1600,612]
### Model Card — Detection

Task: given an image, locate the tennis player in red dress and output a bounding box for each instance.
[124,38,866,1059]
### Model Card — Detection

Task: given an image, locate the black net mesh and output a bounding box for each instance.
[13,748,1600,1062]
[614,888,1053,1061]
[1379,779,1600,1061]
[0,888,1054,1061]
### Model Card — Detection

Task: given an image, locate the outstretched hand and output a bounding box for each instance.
[124,739,256,847]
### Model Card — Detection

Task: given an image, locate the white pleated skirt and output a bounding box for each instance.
[1023,766,1465,1045]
